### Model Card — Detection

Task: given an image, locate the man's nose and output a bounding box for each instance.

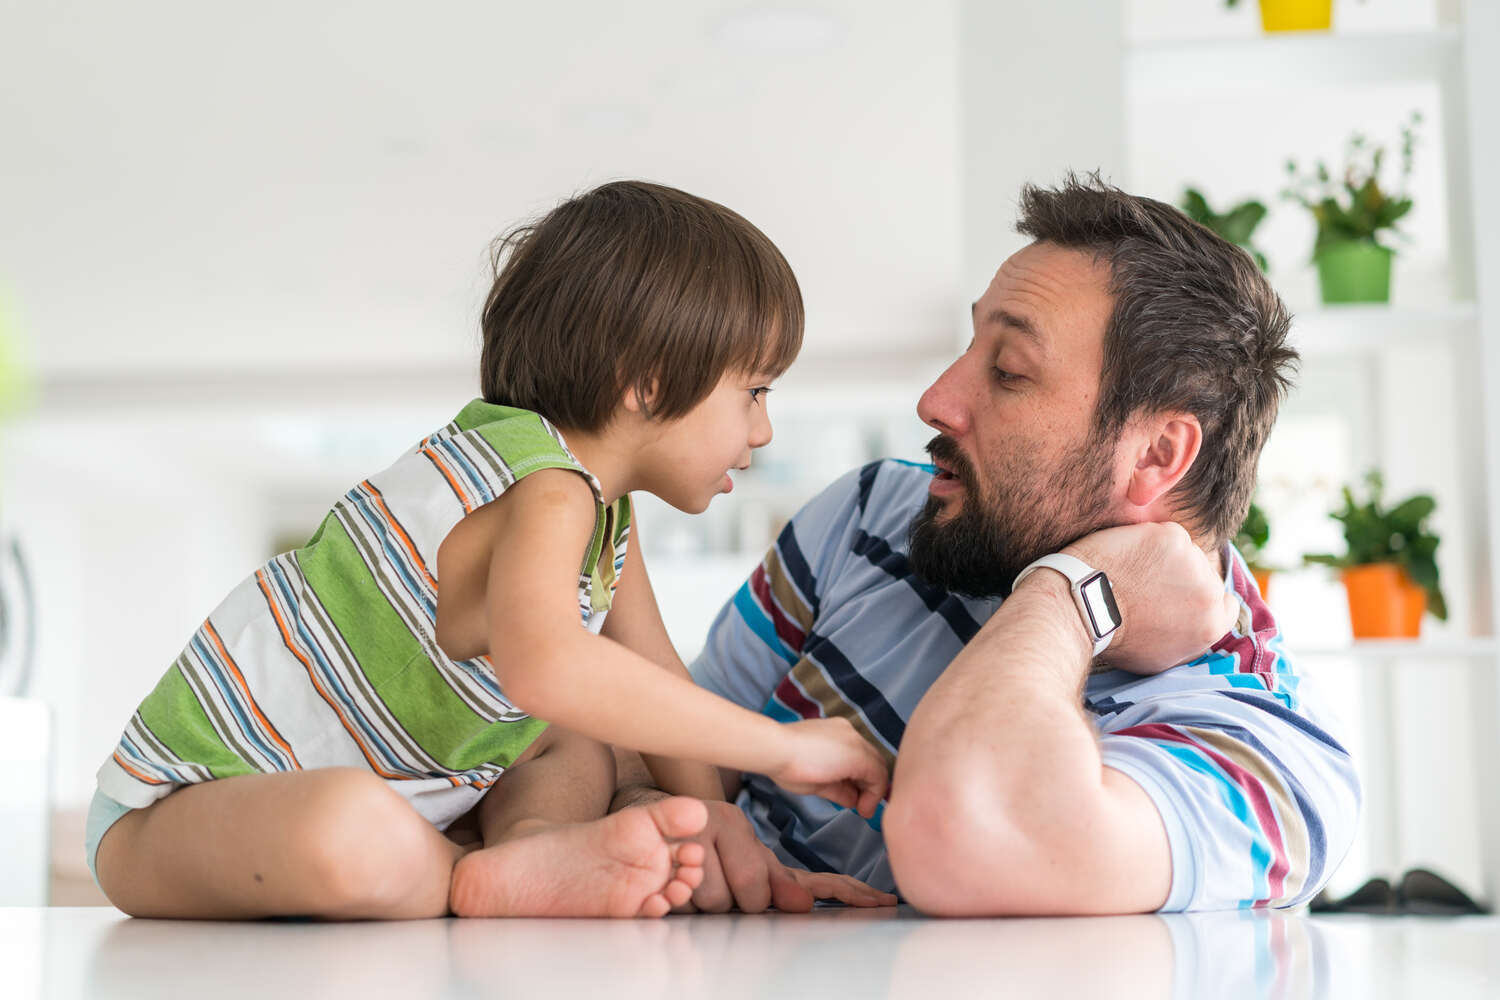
[916,358,971,437]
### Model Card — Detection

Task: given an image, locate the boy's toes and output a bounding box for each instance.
[648,796,709,840]
[662,877,696,908]
[637,892,672,919]
[674,860,705,891]
[672,840,706,868]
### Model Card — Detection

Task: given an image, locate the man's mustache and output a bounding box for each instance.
[924,435,975,489]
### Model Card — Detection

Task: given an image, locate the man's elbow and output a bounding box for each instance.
[884,779,1028,916]
[886,776,1125,916]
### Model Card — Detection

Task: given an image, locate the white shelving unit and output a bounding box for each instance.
[1289,303,1477,358]
[1125,2,1500,904]
[1302,637,1500,661]
[1127,27,1462,94]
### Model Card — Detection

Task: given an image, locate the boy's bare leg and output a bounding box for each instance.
[448,727,708,918]
[95,767,466,920]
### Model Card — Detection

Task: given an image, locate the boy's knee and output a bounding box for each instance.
[294,770,446,914]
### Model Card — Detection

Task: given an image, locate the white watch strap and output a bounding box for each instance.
[1012,552,1096,590]
[1012,552,1118,656]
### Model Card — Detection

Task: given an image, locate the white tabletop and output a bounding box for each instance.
[2,905,1496,999]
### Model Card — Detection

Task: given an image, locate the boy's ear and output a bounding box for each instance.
[1124,413,1202,510]
[620,378,660,416]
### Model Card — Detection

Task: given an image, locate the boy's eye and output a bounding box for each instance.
[749,386,772,403]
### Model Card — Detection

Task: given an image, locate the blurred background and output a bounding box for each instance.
[3,0,1498,912]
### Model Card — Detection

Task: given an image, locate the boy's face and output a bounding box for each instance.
[636,370,776,514]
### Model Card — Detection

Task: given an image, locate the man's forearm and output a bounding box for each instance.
[890,570,1099,836]
[884,571,1167,914]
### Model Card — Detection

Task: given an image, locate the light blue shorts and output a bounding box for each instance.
[84,788,136,888]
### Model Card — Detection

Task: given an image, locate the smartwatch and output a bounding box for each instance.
[1012,553,1122,656]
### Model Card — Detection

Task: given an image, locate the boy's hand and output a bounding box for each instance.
[768,717,889,817]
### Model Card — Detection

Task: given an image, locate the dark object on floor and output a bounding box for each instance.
[1398,867,1488,915]
[1311,868,1489,915]
[1311,876,1397,914]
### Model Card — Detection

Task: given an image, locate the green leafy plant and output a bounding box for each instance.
[1181,188,1270,271]
[1281,112,1420,255]
[1304,470,1447,620]
[1234,500,1272,570]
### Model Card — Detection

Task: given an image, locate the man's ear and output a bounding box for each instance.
[1125,413,1202,509]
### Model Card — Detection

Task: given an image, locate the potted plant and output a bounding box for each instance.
[1281,112,1420,304]
[1225,0,1333,32]
[1304,470,1446,638]
[1181,188,1270,272]
[1234,499,1275,596]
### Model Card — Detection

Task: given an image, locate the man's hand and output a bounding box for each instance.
[614,774,895,913]
[765,717,889,817]
[675,799,896,913]
[1061,521,1238,675]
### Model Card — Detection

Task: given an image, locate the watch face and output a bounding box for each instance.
[1079,571,1122,638]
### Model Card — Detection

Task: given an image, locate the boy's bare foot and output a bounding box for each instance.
[449,796,709,918]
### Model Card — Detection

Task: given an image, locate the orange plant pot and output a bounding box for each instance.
[1251,568,1273,599]
[1341,563,1426,638]
[1259,0,1333,32]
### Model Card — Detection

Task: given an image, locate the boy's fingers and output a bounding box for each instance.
[822,782,857,810]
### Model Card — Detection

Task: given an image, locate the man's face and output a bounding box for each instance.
[909,242,1123,598]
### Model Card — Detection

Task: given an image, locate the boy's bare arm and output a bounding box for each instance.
[476,470,887,814]
[599,521,727,803]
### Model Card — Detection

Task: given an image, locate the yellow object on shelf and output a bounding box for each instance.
[1258,0,1333,32]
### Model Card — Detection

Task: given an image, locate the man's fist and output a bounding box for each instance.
[1062,521,1238,675]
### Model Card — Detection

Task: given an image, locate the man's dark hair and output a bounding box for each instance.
[1016,172,1298,549]
[480,180,803,432]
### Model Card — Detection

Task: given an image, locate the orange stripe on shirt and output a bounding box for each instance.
[201,619,303,770]
[255,570,404,780]
[362,482,440,592]
[112,750,170,785]
[420,449,475,514]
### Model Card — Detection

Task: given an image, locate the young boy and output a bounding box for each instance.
[88,181,892,920]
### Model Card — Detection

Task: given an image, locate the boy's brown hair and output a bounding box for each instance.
[480,180,804,431]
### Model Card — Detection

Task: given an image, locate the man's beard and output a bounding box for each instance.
[907,432,1115,599]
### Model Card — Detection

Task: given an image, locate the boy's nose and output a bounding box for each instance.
[749,404,773,449]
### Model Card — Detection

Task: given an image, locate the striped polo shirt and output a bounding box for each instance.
[691,460,1361,911]
[97,401,631,829]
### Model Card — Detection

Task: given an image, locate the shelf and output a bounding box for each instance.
[1300,637,1498,661]
[1288,302,1477,358]
[1127,28,1462,99]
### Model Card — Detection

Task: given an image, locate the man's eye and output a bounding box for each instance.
[992,368,1021,386]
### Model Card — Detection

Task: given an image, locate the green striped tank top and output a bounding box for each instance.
[96,401,631,828]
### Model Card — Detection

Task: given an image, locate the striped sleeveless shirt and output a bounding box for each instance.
[96,401,631,828]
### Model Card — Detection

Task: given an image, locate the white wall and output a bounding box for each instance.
[0,0,964,809]
[0,0,962,377]
[958,0,1126,318]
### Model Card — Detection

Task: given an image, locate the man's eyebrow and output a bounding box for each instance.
[981,308,1046,351]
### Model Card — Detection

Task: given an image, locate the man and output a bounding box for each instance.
[615,174,1360,915]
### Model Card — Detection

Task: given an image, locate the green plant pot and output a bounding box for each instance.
[1315,241,1394,304]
